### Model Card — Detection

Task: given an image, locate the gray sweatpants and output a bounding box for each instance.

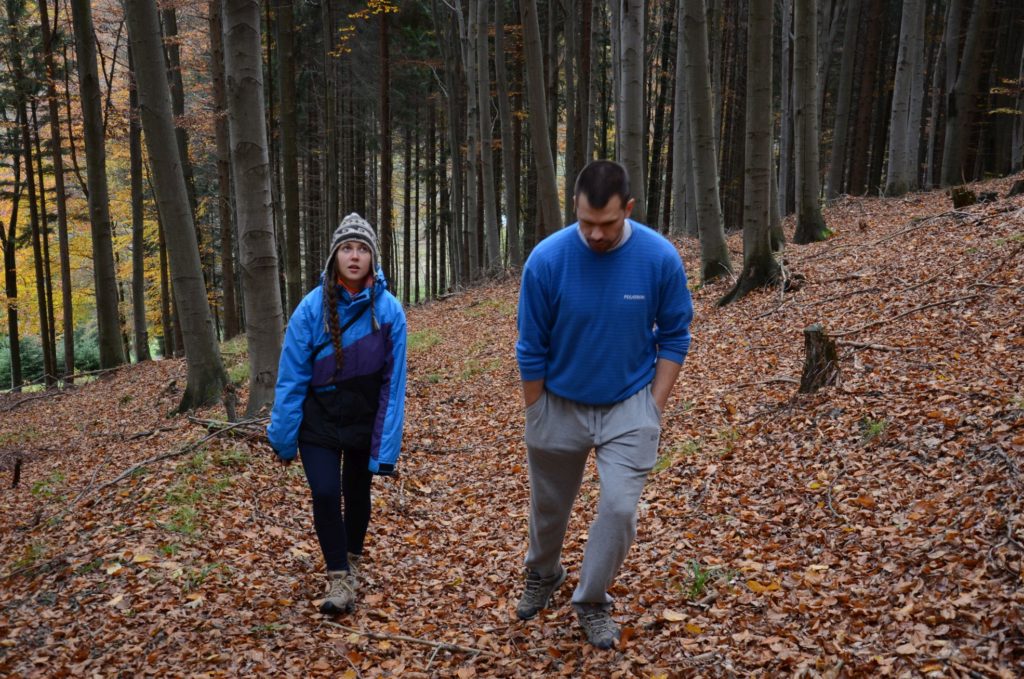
[523,385,661,606]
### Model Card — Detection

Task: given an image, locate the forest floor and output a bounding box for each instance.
[2,174,1024,678]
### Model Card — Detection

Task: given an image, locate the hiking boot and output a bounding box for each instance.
[516,565,567,620]
[347,553,362,588]
[574,603,620,649]
[320,570,355,614]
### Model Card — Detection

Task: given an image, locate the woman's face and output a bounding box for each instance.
[335,241,372,288]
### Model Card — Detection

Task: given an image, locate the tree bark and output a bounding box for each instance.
[37,0,75,379]
[682,0,732,282]
[519,0,562,241]
[125,0,226,411]
[476,0,500,274]
[720,0,780,306]
[128,47,151,362]
[792,0,829,243]
[800,323,840,392]
[276,0,301,312]
[494,0,521,267]
[941,0,990,186]
[69,0,127,369]
[826,0,861,198]
[379,9,394,286]
[618,0,646,222]
[885,0,925,196]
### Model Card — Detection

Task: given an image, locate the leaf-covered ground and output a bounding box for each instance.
[2,175,1023,677]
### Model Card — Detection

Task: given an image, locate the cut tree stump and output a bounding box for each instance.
[800,323,840,393]
[950,186,976,208]
[1007,180,1024,198]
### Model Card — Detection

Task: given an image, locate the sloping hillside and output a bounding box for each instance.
[2,175,1022,677]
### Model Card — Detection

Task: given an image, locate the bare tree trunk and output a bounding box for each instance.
[70,0,127,369]
[494,0,521,267]
[37,0,75,379]
[275,0,301,311]
[1014,37,1024,171]
[1,116,23,389]
[128,48,151,362]
[646,5,674,227]
[826,0,861,198]
[941,0,990,186]
[618,0,646,222]
[160,7,198,221]
[885,0,925,196]
[720,0,779,306]
[125,0,226,411]
[847,0,883,195]
[459,0,480,279]
[683,0,732,282]
[779,0,795,214]
[476,0,499,274]
[209,0,239,340]
[379,10,395,286]
[519,0,562,240]
[792,0,829,243]
[670,0,690,237]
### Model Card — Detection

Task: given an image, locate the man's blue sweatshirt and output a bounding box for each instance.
[516,221,694,406]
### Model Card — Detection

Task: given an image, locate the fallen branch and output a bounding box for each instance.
[0,391,65,413]
[729,376,799,390]
[835,340,915,352]
[324,621,501,658]
[825,464,848,522]
[870,211,966,246]
[38,419,258,526]
[832,294,984,337]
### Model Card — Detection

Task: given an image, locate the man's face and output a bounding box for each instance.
[575,192,635,253]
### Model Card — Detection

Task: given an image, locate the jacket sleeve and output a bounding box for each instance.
[515,262,551,381]
[369,298,406,475]
[267,299,314,460]
[653,252,694,365]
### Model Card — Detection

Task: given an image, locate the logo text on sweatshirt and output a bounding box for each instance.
[623,294,646,300]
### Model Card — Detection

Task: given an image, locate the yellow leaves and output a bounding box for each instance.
[746,579,781,594]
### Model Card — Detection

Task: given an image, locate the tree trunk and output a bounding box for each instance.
[37,0,75,379]
[379,10,394,286]
[646,5,674,227]
[720,0,780,306]
[847,0,883,195]
[826,0,861,198]
[683,0,732,282]
[70,0,127,369]
[618,0,646,222]
[941,0,990,186]
[519,0,562,241]
[1014,36,1024,171]
[494,0,521,267]
[125,0,226,411]
[792,0,829,243]
[160,7,198,221]
[885,0,925,196]
[128,48,151,362]
[476,0,500,274]
[779,0,795,214]
[670,0,689,237]
[209,0,239,340]
[276,0,301,312]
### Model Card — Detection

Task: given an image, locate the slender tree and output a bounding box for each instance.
[124,0,227,411]
[720,0,780,306]
[792,0,829,243]
[477,0,499,273]
[682,0,731,282]
[494,0,521,267]
[941,0,990,186]
[617,0,646,222]
[826,0,861,198]
[277,0,301,311]
[885,0,925,196]
[222,0,285,416]
[128,48,151,362]
[69,0,127,368]
[519,0,561,241]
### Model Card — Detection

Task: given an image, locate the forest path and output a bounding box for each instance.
[2,173,1022,677]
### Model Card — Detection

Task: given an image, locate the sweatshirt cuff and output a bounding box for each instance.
[656,349,686,365]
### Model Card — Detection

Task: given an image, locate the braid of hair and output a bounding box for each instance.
[324,263,344,373]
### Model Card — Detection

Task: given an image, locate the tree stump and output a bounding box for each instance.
[950,186,976,208]
[1006,180,1024,198]
[799,323,840,393]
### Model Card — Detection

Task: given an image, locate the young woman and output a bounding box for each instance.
[267,213,406,614]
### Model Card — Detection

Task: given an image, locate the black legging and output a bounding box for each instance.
[298,443,373,572]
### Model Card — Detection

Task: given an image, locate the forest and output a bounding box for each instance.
[1,0,1023,676]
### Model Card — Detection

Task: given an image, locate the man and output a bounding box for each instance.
[515,160,694,649]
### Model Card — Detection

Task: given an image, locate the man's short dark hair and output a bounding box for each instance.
[574,160,631,210]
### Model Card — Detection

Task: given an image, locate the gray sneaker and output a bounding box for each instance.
[320,570,355,614]
[516,565,567,620]
[574,603,620,649]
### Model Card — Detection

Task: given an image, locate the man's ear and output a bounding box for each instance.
[623,197,636,219]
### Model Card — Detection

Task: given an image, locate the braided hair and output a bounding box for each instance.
[323,259,344,373]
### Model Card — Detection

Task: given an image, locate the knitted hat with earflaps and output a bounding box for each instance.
[323,213,380,333]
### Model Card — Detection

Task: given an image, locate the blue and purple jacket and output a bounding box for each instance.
[267,267,406,474]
